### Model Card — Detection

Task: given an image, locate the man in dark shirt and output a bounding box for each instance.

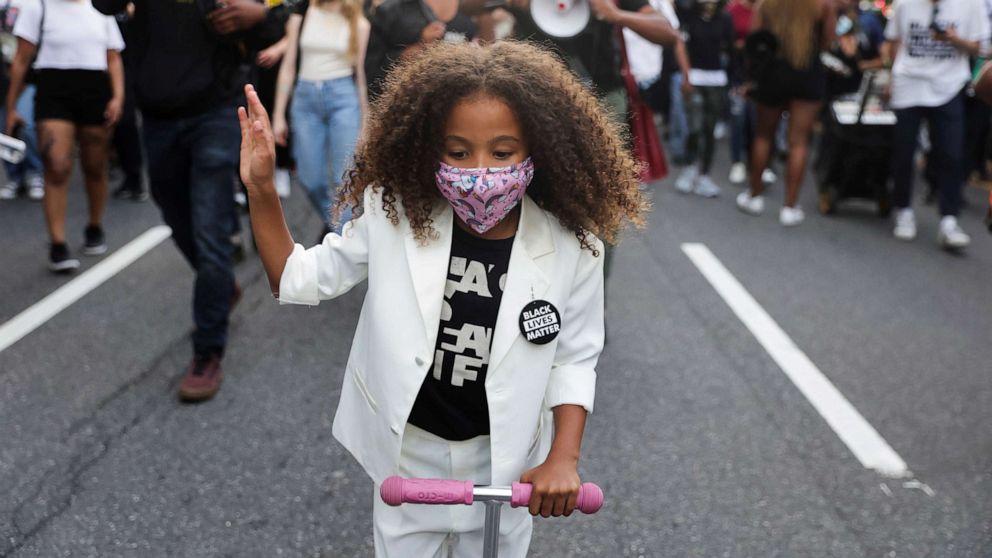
[503,0,678,117]
[93,0,287,402]
[365,0,476,100]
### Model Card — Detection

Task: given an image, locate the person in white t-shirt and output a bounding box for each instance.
[883,0,990,251]
[4,0,124,272]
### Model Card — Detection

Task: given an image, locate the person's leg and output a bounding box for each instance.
[782,99,822,207]
[929,93,966,217]
[669,74,688,163]
[77,125,111,228]
[729,89,746,164]
[699,87,725,176]
[684,89,703,168]
[290,81,333,228]
[18,85,43,180]
[187,106,239,357]
[373,425,459,558]
[890,105,924,210]
[142,117,196,266]
[37,120,77,244]
[748,103,784,196]
[325,77,361,231]
[963,94,990,179]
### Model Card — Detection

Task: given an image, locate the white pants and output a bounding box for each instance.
[373,424,533,558]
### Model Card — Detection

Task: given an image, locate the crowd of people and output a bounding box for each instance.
[1,0,991,555]
[0,0,989,397]
[663,0,991,249]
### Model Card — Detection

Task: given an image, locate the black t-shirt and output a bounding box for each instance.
[407,224,514,441]
[682,11,733,73]
[512,0,648,95]
[364,0,476,99]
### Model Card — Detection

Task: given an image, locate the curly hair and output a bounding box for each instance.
[337,40,648,252]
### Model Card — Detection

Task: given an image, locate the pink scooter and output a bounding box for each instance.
[381,476,605,558]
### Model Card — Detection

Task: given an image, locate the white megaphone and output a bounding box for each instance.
[530,0,590,38]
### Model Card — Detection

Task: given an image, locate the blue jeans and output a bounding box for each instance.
[2,85,43,182]
[891,93,965,217]
[142,104,240,356]
[729,89,755,165]
[668,74,688,164]
[291,76,359,231]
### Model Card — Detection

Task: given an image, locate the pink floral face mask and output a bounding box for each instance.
[435,158,535,234]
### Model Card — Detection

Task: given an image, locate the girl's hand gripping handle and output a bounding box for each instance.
[510,482,603,514]
[380,477,474,506]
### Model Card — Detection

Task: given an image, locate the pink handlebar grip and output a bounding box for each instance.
[380,476,474,507]
[510,482,604,514]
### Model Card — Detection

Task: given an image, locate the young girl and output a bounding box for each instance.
[239,40,645,556]
[272,0,370,237]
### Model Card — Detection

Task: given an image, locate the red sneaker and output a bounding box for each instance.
[178,354,223,402]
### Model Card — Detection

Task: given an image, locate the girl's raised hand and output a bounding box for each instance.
[238,84,276,195]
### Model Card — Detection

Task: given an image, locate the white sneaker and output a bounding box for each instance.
[761,168,777,185]
[713,121,728,140]
[892,208,916,240]
[728,162,747,184]
[675,166,698,194]
[693,174,721,198]
[937,215,970,250]
[26,175,43,200]
[274,168,291,199]
[779,205,805,227]
[736,190,765,215]
[0,181,17,200]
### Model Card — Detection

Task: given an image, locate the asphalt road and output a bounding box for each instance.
[0,142,990,557]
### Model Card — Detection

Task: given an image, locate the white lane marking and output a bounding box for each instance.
[0,225,172,353]
[681,243,910,478]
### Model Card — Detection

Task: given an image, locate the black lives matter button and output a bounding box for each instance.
[519,300,561,345]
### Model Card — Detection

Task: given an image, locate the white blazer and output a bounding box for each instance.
[278,188,605,485]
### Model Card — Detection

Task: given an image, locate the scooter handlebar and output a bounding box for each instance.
[510,482,604,514]
[380,477,475,506]
[380,476,604,514]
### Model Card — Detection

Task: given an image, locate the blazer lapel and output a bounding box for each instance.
[404,201,453,352]
[488,196,556,376]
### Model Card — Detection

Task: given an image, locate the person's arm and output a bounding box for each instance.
[675,36,692,95]
[257,35,290,68]
[239,85,295,292]
[355,17,371,132]
[4,38,35,134]
[104,50,125,128]
[881,39,899,68]
[519,404,587,517]
[933,27,982,57]
[589,0,678,47]
[272,13,302,146]
[519,237,604,518]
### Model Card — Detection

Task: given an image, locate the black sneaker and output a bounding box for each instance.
[82,224,108,256]
[49,243,80,273]
[112,182,149,202]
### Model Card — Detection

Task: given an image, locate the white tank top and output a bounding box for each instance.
[298,6,355,82]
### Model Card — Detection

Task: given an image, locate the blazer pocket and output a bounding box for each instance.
[350,367,378,413]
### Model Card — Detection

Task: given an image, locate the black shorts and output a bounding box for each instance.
[34,69,111,126]
[752,59,826,107]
